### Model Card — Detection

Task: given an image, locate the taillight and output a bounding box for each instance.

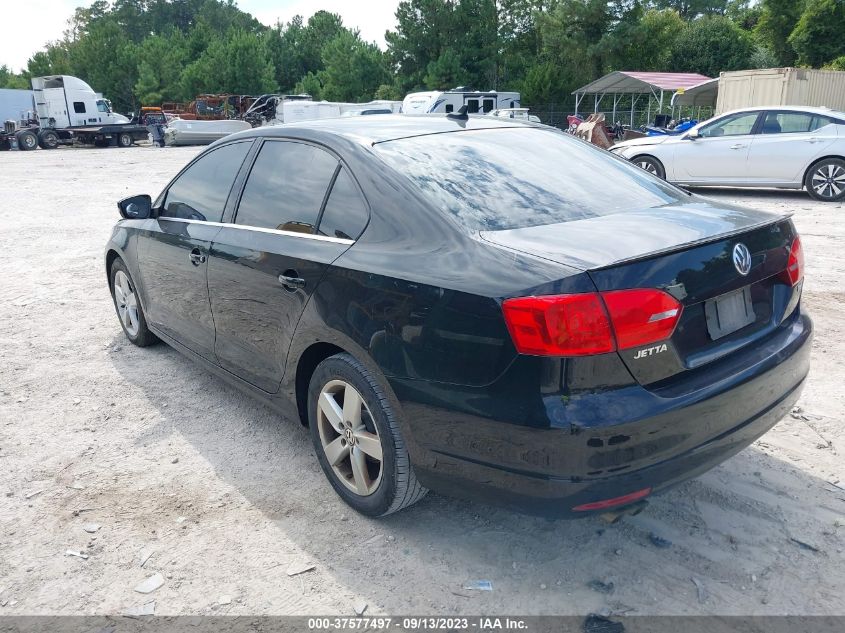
[502,289,682,357]
[502,294,615,356]
[601,288,683,350]
[780,236,804,287]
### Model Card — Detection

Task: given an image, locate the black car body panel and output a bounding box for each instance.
[105,115,812,517]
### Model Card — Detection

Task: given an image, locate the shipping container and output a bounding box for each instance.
[716,68,845,114]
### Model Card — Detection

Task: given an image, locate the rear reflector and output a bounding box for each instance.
[502,289,682,357]
[779,236,804,287]
[572,487,652,512]
[502,294,615,356]
[601,288,683,350]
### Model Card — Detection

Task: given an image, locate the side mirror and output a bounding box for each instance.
[118,194,152,219]
[687,129,701,140]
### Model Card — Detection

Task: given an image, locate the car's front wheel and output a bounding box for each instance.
[805,157,845,202]
[632,155,666,179]
[308,353,427,516]
[109,258,158,346]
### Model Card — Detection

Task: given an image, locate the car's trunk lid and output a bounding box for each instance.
[481,200,799,387]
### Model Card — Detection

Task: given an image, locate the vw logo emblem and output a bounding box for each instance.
[732,243,752,276]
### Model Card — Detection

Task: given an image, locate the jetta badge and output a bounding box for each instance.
[732,243,752,276]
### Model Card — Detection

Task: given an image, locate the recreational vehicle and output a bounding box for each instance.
[402,89,520,115]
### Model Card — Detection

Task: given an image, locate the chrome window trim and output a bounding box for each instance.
[156,216,355,245]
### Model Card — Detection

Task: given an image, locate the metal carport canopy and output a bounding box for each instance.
[670,77,719,108]
[572,71,712,124]
[573,71,713,95]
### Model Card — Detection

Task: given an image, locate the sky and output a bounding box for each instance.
[1,0,401,73]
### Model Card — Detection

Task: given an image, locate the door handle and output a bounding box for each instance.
[729,143,746,149]
[807,137,821,143]
[188,248,206,266]
[278,272,306,290]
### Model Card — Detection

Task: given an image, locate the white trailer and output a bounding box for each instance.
[275,100,402,124]
[402,89,520,115]
[0,75,149,151]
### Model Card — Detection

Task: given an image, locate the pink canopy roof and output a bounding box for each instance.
[573,71,713,95]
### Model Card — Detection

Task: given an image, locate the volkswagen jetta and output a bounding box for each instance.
[105,115,811,517]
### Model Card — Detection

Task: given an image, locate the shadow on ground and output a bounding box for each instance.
[109,334,843,616]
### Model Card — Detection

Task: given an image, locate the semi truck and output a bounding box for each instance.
[0,75,149,151]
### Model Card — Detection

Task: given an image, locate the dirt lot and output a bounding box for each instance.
[0,144,843,618]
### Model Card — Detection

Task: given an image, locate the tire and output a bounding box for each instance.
[109,258,158,347]
[308,353,427,517]
[804,157,845,202]
[37,130,60,149]
[117,132,133,148]
[16,130,38,151]
[632,155,665,179]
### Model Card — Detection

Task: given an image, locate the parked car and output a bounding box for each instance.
[610,106,845,201]
[105,115,811,518]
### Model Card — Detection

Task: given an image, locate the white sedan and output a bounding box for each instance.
[610,106,845,201]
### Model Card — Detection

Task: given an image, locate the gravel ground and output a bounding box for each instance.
[0,144,843,617]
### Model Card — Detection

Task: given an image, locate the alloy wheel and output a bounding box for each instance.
[113,270,140,337]
[811,163,845,200]
[316,379,384,496]
[636,158,659,175]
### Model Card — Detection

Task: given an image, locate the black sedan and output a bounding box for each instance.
[105,115,811,518]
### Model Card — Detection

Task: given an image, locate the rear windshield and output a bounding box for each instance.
[374,128,686,231]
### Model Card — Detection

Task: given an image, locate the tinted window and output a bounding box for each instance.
[162,142,251,222]
[375,128,685,231]
[812,114,840,128]
[318,169,368,240]
[73,102,86,114]
[699,112,758,137]
[466,100,480,114]
[235,141,338,233]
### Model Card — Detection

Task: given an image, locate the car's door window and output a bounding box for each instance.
[760,112,814,134]
[317,169,369,240]
[161,142,251,222]
[234,140,339,233]
[699,112,759,138]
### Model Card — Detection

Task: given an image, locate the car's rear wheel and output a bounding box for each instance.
[805,158,845,202]
[109,259,158,346]
[308,353,427,516]
[632,155,665,179]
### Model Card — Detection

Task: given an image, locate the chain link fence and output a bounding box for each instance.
[525,102,715,131]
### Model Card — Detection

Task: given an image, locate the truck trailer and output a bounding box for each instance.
[0,75,148,151]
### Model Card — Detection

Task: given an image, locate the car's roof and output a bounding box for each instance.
[228,114,534,146]
[720,105,845,118]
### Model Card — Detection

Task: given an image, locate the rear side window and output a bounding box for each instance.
[162,141,251,222]
[235,141,338,233]
[317,169,368,240]
[375,128,685,231]
[73,102,86,113]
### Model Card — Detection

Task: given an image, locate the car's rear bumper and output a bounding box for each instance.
[398,312,812,517]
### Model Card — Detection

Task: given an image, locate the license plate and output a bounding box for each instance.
[705,287,755,340]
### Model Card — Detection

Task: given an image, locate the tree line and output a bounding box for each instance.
[1,0,845,114]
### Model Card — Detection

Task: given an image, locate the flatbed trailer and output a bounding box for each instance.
[0,123,149,151]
